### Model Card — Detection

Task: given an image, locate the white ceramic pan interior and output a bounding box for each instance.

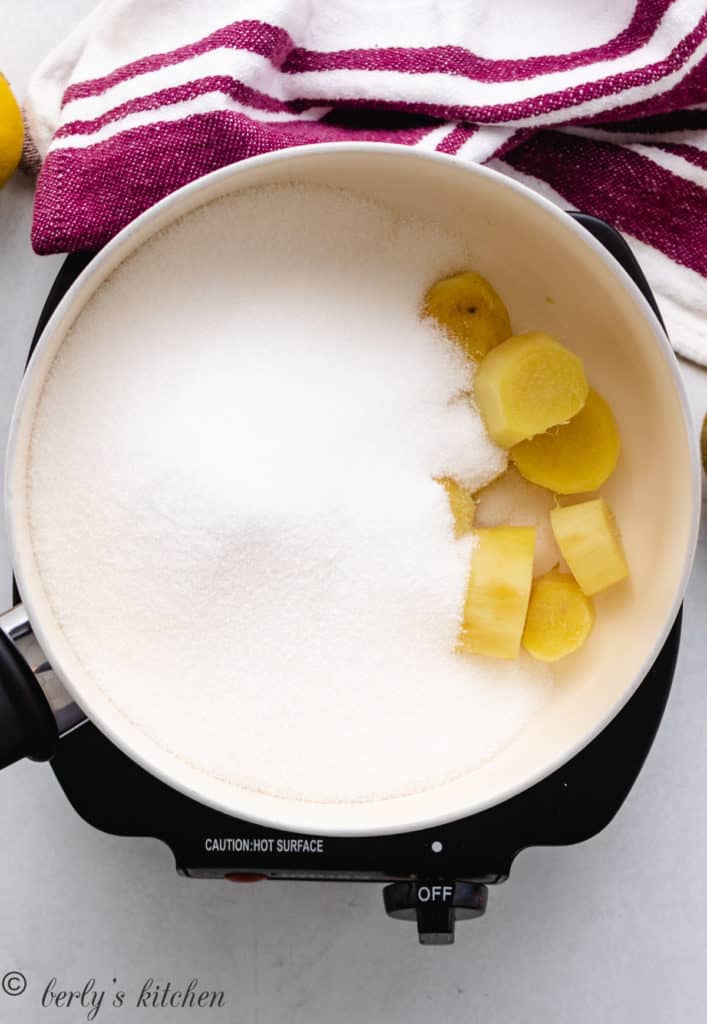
[5,145,700,835]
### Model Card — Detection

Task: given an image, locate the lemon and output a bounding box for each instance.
[0,74,23,187]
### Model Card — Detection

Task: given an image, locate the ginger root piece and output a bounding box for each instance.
[550,498,629,596]
[522,570,594,662]
[458,526,535,659]
[474,331,588,448]
[474,466,560,577]
[438,477,476,537]
[423,271,511,361]
[512,389,620,494]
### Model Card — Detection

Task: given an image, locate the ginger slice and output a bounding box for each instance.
[474,331,588,448]
[522,570,594,662]
[512,389,620,494]
[458,526,535,659]
[550,498,629,596]
[438,477,476,537]
[423,271,511,361]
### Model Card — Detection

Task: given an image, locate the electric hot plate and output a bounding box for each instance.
[26,215,680,945]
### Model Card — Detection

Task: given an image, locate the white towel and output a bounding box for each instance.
[24,0,707,362]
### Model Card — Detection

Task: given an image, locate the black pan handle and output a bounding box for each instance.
[569,213,666,333]
[0,626,58,767]
[0,604,85,768]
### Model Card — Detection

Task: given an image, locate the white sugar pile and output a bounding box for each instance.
[27,183,552,803]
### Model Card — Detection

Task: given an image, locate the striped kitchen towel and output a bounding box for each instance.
[25,0,707,362]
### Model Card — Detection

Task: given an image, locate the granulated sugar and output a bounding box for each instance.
[27,184,552,803]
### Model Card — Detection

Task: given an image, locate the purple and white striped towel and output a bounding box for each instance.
[25,0,707,362]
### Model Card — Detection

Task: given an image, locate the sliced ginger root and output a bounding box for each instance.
[474,466,560,577]
[522,570,594,662]
[474,331,588,448]
[512,389,620,494]
[423,271,511,361]
[550,498,628,596]
[458,526,535,659]
[438,477,475,537]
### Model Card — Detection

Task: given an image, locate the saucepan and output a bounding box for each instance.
[0,144,699,835]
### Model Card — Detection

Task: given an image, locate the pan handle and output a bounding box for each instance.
[0,604,85,768]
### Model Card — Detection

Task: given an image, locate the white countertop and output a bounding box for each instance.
[1,6,707,1022]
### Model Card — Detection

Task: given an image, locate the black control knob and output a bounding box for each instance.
[383,880,487,945]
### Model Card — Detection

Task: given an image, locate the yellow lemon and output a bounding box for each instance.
[0,74,23,187]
